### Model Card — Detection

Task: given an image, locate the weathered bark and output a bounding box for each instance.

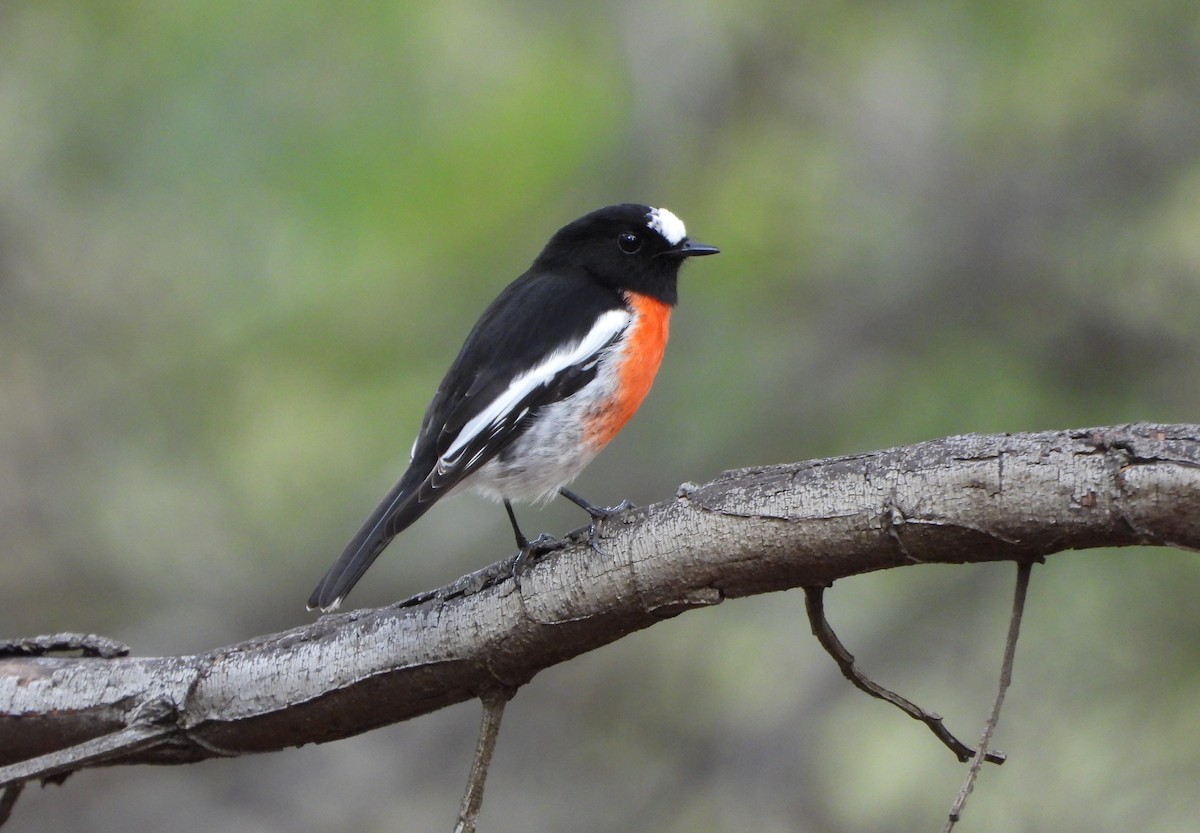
[2,423,1197,788]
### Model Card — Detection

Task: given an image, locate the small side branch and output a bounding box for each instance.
[803,585,1006,766]
[943,560,1034,832]
[0,783,23,828]
[0,721,173,791]
[454,690,512,833]
[0,633,130,659]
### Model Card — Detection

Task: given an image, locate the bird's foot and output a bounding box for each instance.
[509,532,562,588]
[583,499,635,551]
[559,488,635,552]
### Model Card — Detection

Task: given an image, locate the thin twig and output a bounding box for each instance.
[804,585,1006,765]
[0,782,23,828]
[454,689,512,833]
[942,560,1034,832]
[0,633,129,659]
[0,722,171,790]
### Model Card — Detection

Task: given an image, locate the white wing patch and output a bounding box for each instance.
[647,206,686,246]
[437,308,632,472]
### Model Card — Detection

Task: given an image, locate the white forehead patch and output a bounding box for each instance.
[646,206,687,246]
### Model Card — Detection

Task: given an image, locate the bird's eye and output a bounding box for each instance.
[617,231,642,254]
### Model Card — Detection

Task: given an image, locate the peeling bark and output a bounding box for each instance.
[2,424,1197,787]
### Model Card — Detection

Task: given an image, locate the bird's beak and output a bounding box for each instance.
[661,239,721,259]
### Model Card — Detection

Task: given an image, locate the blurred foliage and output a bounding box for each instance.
[2,1,1200,831]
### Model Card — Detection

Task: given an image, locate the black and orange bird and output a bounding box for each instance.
[308,204,718,611]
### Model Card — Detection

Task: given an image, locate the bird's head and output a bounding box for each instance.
[534,204,719,305]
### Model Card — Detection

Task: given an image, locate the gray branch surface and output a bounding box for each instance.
[3,424,1198,787]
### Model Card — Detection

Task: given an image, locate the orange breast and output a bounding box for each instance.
[585,291,671,447]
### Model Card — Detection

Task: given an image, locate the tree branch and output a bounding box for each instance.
[803,584,1007,765]
[943,560,1033,831]
[2,424,1197,787]
[454,689,512,833]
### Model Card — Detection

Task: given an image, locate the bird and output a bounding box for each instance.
[307,203,719,611]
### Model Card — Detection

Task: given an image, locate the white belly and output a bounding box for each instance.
[461,340,624,504]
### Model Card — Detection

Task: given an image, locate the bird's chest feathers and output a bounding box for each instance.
[584,291,672,445]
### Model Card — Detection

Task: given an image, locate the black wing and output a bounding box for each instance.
[307,270,625,610]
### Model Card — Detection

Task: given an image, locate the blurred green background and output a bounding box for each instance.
[3,1,1200,831]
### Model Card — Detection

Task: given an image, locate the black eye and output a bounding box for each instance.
[617,231,642,254]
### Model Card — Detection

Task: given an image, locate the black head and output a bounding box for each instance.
[532,204,719,306]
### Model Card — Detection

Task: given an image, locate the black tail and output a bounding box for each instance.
[307,468,435,611]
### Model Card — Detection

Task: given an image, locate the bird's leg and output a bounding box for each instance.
[558,487,635,551]
[504,499,558,582]
[503,499,529,550]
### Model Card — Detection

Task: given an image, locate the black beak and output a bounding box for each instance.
[661,239,721,259]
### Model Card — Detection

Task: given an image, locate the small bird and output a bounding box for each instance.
[308,204,718,611]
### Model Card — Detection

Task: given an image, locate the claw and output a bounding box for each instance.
[510,532,560,589]
[558,488,635,552]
